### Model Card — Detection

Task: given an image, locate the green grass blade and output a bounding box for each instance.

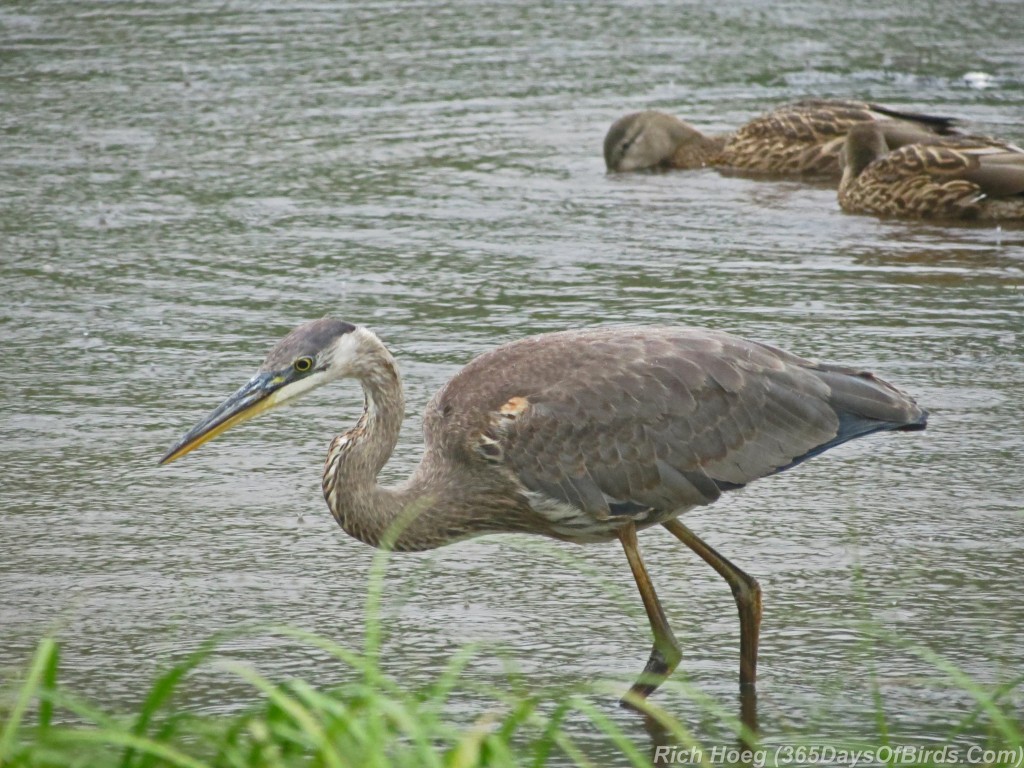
[222,661,345,768]
[905,643,1023,747]
[0,637,59,760]
[120,637,222,768]
[568,695,652,768]
[49,727,209,768]
[37,640,59,736]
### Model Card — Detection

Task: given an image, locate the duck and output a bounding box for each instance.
[838,122,1024,221]
[603,99,962,177]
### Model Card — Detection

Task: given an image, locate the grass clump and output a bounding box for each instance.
[6,627,1020,768]
[2,548,1020,767]
[0,631,532,767]
[0,548,684,768]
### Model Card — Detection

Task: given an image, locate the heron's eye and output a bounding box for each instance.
[293,356,314,373]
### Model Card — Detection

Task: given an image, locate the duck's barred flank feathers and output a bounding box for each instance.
[839,123,1024,221]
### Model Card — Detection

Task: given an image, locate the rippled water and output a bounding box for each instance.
[2,1,1023,763]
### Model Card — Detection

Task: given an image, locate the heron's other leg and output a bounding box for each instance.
[662,519,762,688]
[618,522,682,706]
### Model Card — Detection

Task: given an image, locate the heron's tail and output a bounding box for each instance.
[815,363,927,431]
[774,363,927,474]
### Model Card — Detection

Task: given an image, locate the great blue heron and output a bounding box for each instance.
[839,122,1024,220]
[161,319,927,704]
[603,99,961,175]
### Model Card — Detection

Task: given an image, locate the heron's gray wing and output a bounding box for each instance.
[498,330,869,520]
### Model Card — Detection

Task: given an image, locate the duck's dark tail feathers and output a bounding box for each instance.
[867,102,961,135]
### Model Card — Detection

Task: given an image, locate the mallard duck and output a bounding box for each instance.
[838,123,1024,221]
[604,99,961,176]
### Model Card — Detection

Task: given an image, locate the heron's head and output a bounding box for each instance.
[160,318,364,464]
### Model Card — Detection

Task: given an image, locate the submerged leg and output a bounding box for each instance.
[618,522,682,706]
[662,519,762,688]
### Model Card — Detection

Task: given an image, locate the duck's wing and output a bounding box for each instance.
[723,100,957,176]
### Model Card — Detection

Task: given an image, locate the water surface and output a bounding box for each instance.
[2,1,1023,763]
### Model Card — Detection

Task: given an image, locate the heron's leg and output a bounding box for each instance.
[618,522,682,706]
[662,519,762,688]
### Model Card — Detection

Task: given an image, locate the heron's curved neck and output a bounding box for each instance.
[320,328,418,548]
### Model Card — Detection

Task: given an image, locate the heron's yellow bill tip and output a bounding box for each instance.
[159,428,222,465]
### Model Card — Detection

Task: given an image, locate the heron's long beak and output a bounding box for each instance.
[160,371,286,464]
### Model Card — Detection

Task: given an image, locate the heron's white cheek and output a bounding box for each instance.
[268,370,333,407]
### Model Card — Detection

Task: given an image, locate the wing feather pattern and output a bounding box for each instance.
[426,327,925,530]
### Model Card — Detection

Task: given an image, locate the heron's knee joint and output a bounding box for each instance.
[731,576,762,604]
